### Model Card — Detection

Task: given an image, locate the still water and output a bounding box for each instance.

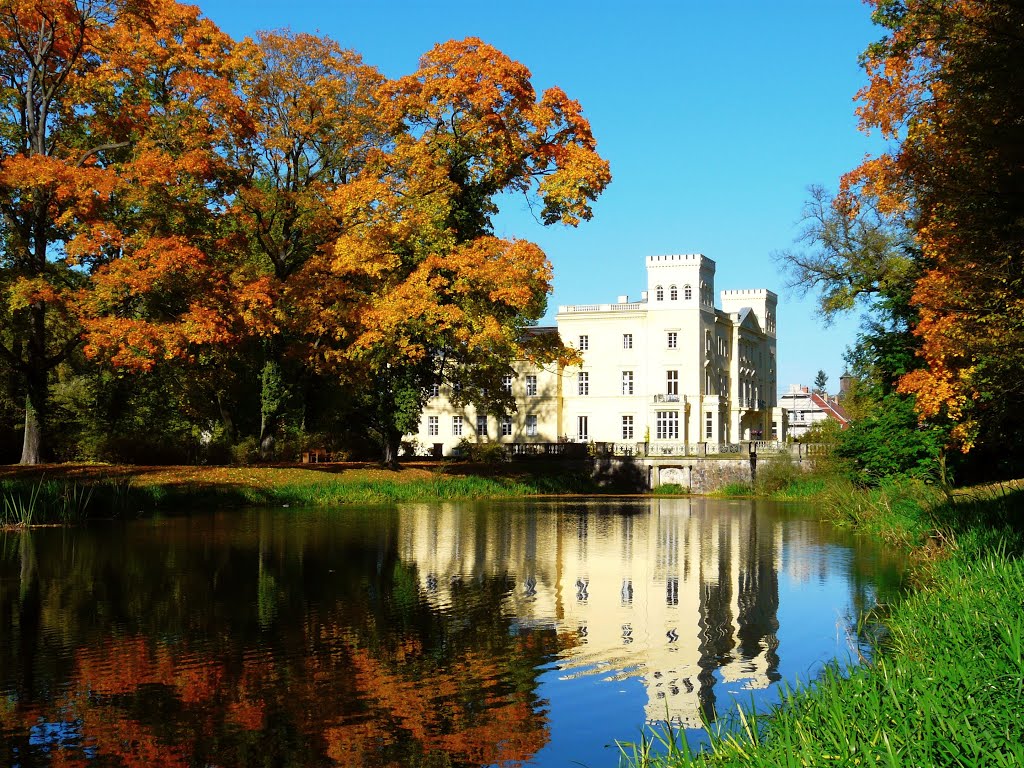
[0,497,905,767]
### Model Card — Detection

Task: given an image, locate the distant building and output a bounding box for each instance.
[411,254,784,456]
[778,384,850,439]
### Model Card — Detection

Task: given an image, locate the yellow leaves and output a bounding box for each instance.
[6,277,67,312]
[232,275,278,338]
[344,235,553,371]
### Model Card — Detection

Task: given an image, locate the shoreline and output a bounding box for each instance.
[1,461,659,526]
[620,480,1024,767]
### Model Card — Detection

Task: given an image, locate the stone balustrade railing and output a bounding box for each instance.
[507,441,831,459]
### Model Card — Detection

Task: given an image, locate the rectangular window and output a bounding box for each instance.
[427,416,439,436]
[500,416,513,436]
[578,371,589,396]
[705,373,712,395]
[666,370,679,396]
[452,415,463,437]
[623,333,633,349]
[705,412,713,440]
[667,331,678,349]
[501,374,514,393]
[430,383,440,398]
[577,415,589,441]
[621,370,634,395]
[655,411,679,440]
[621,415,634,440]
[526,374,537,396]
[526,415,538,436]
[477,414,488,436]
[578,334,589,351]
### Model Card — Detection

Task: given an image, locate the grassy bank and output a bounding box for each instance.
[0,461,606,525]
[620,480,1024,768]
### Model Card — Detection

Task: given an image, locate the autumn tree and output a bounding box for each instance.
[227,30,386,454]
[849,0,1024,460]
[331,37,610,464]
[0,0,250,464]
[0,0,114,463]
[773,184,949,481]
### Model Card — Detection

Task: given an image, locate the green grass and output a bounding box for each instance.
[618,481,1024,768]
[709,481,753,497]
[0,469,600,523]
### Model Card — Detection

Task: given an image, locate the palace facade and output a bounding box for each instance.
[412,254,784,456]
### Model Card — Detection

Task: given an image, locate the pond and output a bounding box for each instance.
[0,497,906,767]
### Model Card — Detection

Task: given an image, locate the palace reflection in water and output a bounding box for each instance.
[400,497,796,727]
[0,498,903,768]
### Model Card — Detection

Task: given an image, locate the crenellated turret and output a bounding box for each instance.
[645,254,716,309]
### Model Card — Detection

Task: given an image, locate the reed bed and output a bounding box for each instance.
[619,483,1024,768]
[0,477,100,526]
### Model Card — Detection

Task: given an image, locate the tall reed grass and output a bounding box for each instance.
[1,476,141,525]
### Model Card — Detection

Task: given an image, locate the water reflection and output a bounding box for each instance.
[403,498,786,728]
[0,498,904,767]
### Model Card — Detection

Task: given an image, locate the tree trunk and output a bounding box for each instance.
[216,392,237,444]
[19,212,50,465]
[259,358,286,459]
[19,364,47,465]
[382,430,402,469]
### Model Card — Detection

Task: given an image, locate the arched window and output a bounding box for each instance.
[656,285,664,301]
[669,285,678,301]
[684,284,693,301]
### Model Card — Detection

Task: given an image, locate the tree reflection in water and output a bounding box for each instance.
[0,498,905,766]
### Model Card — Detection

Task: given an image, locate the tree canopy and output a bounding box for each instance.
[0,5,609,464]
[848,0,1024,453]
[776,1,1023,482]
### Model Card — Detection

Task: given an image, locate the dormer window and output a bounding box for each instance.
[669,285,678,301]
[684,284,693,301]
[656,285,664,301]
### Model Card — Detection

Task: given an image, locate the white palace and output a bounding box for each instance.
[413,254,784,456]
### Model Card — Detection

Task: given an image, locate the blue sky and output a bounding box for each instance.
[199,0,889,393]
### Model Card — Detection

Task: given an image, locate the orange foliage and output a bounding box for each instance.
[336,640,548,765]
[846,0,1024,450]
[324,37,609,382]
[380,37,610,227]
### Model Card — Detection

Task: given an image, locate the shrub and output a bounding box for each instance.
[754,453,800,494]
[834,394,946,485]
[455,439,509,464]
[230,436,260,465]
